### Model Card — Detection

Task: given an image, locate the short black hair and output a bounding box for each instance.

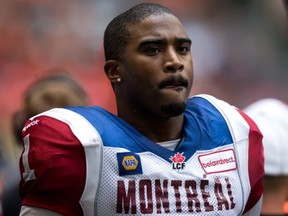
[103,3,174,61]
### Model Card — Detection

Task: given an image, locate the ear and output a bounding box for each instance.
[104,60,122,84]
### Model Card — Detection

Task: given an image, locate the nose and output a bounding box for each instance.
[163,48,184,73]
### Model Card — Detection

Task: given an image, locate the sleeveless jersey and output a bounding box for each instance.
[19,94,264,215]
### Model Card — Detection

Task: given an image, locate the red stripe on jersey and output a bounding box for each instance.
[237,109,264,214]
[19,115,86,216]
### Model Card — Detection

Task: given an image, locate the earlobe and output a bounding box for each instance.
[104,60,122,83]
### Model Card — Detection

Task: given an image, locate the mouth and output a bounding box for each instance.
[159,76,188,91]
[162,85,185,92]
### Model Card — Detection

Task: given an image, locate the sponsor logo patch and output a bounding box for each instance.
[198,149,237,174]
[117,152,143,176]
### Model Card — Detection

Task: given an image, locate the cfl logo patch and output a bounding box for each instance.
[170,152,186,170]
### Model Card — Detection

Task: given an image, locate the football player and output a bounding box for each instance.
[19,3,264,216]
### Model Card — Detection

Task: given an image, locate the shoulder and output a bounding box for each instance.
[187,94,262,139]
[187,94,257,125]
[23,107,87,136]
[19,107,101,215]
[186,94,236,117]
[187,94,235,111]
[23,107,104,147]
[20,107,88,186]
[20,107,103,180]
[186,94,239,127]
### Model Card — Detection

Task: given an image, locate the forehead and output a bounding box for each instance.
[127,14,189,43]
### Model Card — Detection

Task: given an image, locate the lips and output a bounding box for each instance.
[159,76,188,89]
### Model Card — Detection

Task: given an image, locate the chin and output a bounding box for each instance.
[160,102,186,117]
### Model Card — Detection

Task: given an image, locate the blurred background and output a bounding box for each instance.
[0,0,287,165]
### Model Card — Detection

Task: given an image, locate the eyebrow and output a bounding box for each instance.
[177,38,192,45]
[139,37,192,47]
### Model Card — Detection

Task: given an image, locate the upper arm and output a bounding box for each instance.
[19,114,86,215]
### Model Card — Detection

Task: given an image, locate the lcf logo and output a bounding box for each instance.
[169,152,186,170]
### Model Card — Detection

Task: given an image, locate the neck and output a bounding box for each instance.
[118,110,184,143]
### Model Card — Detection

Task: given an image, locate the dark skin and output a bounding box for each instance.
[105,13,194,143]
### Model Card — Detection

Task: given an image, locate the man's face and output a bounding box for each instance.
[117,13,194,118]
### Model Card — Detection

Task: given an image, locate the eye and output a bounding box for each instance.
[143,47,161,56]
[177,45,190,55]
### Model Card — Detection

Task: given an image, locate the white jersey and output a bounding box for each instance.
[19,94,264,215]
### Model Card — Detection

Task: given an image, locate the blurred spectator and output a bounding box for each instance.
[244,98,288,215]
[2,69,89,216]
[11,68,89,144]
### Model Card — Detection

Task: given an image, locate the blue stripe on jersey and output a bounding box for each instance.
[178,96,233,159]
[66,105,161,152]
[66,96,232,162]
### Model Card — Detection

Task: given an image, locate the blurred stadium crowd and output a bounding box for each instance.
[0,0,287,165]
